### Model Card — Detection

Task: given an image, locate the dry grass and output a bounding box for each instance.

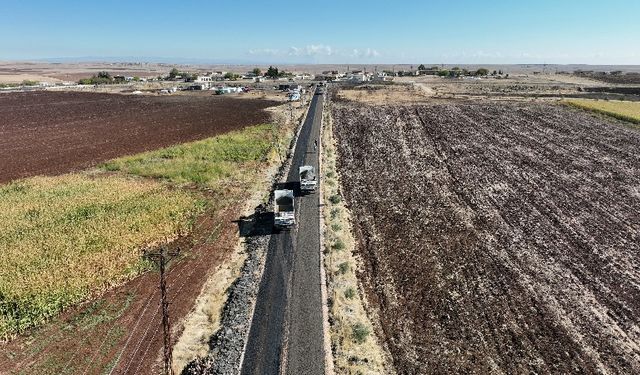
[565,99,640,124]
[321,96,389,374]
[171,244,247,373]
[0,173,204,339]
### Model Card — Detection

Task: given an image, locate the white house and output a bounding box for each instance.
[194,75,214,89]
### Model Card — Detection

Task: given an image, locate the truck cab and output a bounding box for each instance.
[274,189,295,229]
[299,166,317,193]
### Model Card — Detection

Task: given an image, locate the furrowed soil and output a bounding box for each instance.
[332,99,640,374]
[0,91,277,183]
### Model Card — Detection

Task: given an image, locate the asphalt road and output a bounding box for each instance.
[241,91,325,375]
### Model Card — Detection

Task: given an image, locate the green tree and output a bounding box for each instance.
[437,70,449,77]
[417,64,426,71]
[266,66,279,78]
[476,68,489,76]
[97,71,111,80]
[169,68,179,79]
[252,68,262,76]
[224,72,239,80]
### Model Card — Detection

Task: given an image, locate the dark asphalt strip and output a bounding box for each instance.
[241,93,325,375]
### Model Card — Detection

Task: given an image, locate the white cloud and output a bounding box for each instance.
[288,44,333,57]
[248,44,382,61]
[248,48,280,56]
[350,48,380,58]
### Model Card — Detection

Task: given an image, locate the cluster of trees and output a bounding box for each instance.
[162,66,292,82]
[169,68,195,81]
[416,64,506,78]
[224,72,241,80]
[265,66,292,79]
[79,71,120,85]
[78,72,142,85]
[0,80,39,88]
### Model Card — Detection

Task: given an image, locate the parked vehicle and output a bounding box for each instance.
[274,189,295,228]
[299,166,317,193]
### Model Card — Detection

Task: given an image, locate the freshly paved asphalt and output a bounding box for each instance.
[241,91,325,375]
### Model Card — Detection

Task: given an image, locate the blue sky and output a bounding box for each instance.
[1,0,639,64]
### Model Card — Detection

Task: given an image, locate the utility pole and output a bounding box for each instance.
[288,101,293,122]
[144,244,180,375]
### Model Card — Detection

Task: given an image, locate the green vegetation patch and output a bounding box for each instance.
[101,124,275,187]
[565,99,640,125]
[0,174,205,339]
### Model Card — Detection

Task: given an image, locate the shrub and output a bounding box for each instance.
[331,223,342,231]
[344,287,356,299]
[330,208,340,219]
[329,194,341,204]
[352,322,370,344]
[338,262,350,274]
[332,239,345,251]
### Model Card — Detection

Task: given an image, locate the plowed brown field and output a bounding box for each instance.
[0,91,277,183]
[332,100,640,374]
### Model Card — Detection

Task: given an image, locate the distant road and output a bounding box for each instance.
[241,91,325,375]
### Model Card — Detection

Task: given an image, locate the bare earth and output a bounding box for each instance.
[332,99,640,374]
[0,91,277,183]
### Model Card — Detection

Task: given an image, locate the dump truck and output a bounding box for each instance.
[299,165,317,193]
[274,189,295,228]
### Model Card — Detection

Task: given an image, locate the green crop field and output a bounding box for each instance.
[0,123,282,339]
[0,174,204,339]
[565,99,640,124]
[101,124,278,188]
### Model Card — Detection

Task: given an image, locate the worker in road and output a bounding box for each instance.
[313,139,318,152]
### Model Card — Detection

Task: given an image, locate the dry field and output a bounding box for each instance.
[566,99,640,124]
[332,98,640,373]
[0,91,277,183]
[0,88,301,374]
[574,72,640,85]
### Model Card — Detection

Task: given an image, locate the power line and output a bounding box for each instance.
[143,244,180,375]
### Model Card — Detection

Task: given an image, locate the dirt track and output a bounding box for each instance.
[0,91,277,183]
[332,100,640,374]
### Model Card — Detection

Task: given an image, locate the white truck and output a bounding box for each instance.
[274,189,295,228]
[299,166,317,193]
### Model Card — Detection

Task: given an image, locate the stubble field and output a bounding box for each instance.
[332,99,640,374]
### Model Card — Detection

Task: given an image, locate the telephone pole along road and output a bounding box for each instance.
[241,89,325,375]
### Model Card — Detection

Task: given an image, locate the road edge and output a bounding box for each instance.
[318,94,336,375]
[238,90,316,374]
